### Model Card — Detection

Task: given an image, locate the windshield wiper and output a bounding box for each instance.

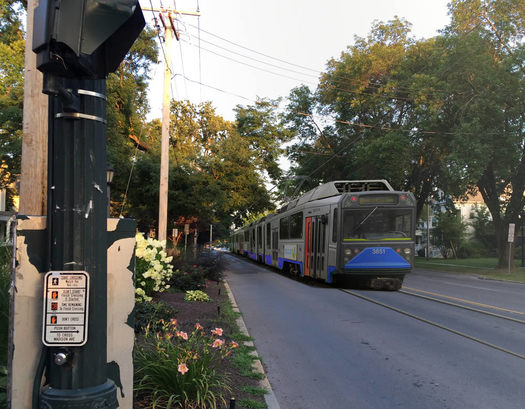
[351,207,378,235]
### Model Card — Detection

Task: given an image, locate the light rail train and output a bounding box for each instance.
[231,180,416,290]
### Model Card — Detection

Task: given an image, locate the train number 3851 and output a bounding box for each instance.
[372,248,386,255]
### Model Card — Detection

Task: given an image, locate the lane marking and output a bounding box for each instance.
[403,286,525,315]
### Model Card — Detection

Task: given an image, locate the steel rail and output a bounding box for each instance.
[399,289,525,325]
[340,289,525,361]
[402,286,525,315]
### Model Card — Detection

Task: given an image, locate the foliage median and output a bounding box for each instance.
[134,239,268,408]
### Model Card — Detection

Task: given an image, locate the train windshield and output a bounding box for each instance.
[342,208,413,241]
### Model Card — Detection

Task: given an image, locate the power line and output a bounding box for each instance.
[186,22,321,74]
[181,38,316,83]
[183,33,319,79]
[181,38,418,103]
[150,9,476,113]
[184,24,457,96]
[166,72,514,139]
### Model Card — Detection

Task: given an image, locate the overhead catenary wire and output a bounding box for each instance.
[168,72,514,139]
[145,5,519,140]
[186,22,321,74]
[184,23,462,96]
[179,36,446,104]
[182,34,320,79]
[150,9,487,115]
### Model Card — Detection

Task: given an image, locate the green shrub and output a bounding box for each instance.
[170,266,207,292]
[134,301,178,334]
[184,290,210,303]
[169,251,224,293]
[457,240,491,258]
[135,320,238,409]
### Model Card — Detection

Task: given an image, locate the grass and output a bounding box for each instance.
[237,399,268,409]
[215,298,269,408]
[414,257,525,283]
[240,386,268,396]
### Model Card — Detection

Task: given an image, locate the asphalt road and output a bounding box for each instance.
[224,255,525,409]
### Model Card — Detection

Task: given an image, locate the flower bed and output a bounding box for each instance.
[133,247,268,409]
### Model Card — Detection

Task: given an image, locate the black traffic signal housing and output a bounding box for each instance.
[33,0,145,79]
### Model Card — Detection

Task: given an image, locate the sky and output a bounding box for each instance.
[141,0,452,122]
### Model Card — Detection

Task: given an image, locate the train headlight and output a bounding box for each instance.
[344,248,356,264]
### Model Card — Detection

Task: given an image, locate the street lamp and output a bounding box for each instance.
[107,165,114,217]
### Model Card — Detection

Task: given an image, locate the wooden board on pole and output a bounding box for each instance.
[19,0,48,216]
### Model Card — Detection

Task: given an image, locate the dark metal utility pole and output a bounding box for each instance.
[31,1,145,407]
[42,77,115,407]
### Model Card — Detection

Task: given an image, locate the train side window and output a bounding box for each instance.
[280,217,289,240]
[332,209,338,242]
[257,225,262,245]
[266,223,271,246]
[272,230,278,250]
[244,231,249,241]
[289,212,303,239]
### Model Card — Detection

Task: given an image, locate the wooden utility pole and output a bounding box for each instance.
[157,13,173,242]
[19,0,48,215]
[144,8,199,242]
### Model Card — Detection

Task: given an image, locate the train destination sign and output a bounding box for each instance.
[42,271,90,346]
[359,195,398,205]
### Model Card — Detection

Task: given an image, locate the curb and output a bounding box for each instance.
[223,280,281,409]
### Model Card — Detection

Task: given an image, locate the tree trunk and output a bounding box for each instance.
[496,224,515,270]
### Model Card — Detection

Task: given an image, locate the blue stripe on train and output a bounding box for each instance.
[278,258,304,276]
[327,266,336,283]
[265,255,272,265]
[344,247,410,269]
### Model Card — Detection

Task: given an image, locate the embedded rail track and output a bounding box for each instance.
[340,287,525,360]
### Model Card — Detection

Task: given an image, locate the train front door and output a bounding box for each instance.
[304,215,327,278]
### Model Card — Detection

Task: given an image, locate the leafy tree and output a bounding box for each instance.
[124,100,274,236]
[433,210,467,258]
[469,205,497,255]
[285,18,450,216]
[438,0,524,267]
[235,98,293,182]
[106,26,159,215]
[282,85,348,197]
[282,7,523,269]
[0,0,24,190]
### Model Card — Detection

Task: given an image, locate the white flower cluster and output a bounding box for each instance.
[135,232,174,302]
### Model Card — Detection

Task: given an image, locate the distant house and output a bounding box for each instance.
[453,190,488,236]
[415,190,488,257]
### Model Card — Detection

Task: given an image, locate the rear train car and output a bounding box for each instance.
[231,180,416,290]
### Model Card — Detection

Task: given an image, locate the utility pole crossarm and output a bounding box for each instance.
[142,8,200,16]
